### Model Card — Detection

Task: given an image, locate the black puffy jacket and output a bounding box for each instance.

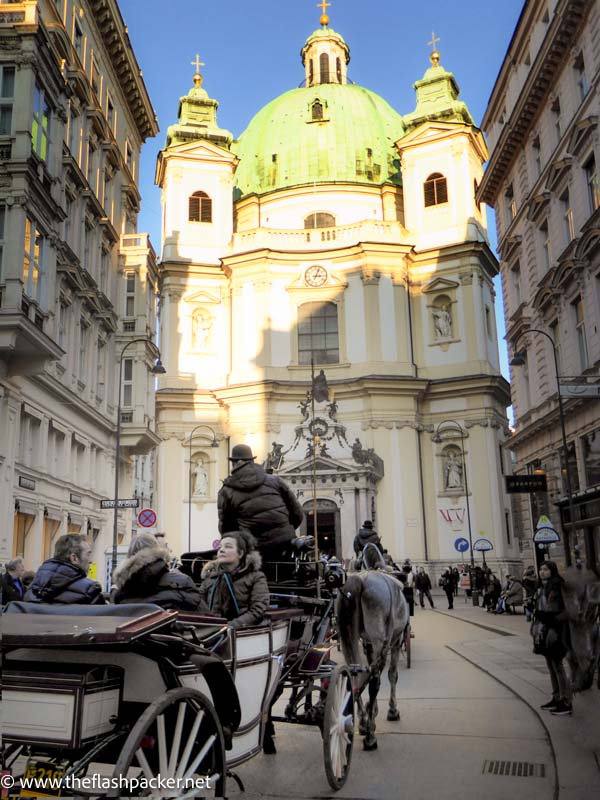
[24,559,105,604]
[353,527,382,556]
[113,547,201,611]
[218,462,304,548]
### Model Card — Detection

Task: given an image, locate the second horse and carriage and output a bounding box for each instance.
[1,541,412,799]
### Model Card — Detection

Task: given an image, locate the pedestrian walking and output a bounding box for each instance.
[401,559,415,616]
[451,566,460,596]
[522,565,537,621]
[439,568,454,609]
[415,567,435,608]
[531,560,572,716]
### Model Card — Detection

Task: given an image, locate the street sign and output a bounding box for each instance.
[505,474,547,493]
[534,515,560,544]
[138,508,157,528]
[454,537,470,553]
[473,537,493,552]
[559,382,600,398]
[100,498,139,509]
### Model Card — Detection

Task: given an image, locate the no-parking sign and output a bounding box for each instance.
[138,508,157,528]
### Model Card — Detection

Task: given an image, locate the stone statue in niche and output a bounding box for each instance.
[193,311,212,351]
[432,304,452,339]
[444,450,463,490]
[192,462,209,497]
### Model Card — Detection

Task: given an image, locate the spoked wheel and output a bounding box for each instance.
[322,665,354,790]
[402,623,412,669]
[112,687,226,799]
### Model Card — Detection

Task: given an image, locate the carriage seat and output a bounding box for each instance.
[4,601,164,617]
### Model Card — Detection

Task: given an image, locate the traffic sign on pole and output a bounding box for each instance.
[101,498,139,509]
[137,508,157,528]
[534,515,560,544]
[473,538,493,552]
[454,537,469,553]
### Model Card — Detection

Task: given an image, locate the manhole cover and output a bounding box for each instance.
[482,760,546,778]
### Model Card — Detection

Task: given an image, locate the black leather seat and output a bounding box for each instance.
[4,602,164,617]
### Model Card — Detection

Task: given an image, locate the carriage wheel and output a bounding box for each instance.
[322,665,354,790]
[112,687,226,799]
[402,623,412,669]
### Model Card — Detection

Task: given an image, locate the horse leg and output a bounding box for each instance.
[387,633,402,721]
[363,646,387,751]
[357,642,373,736]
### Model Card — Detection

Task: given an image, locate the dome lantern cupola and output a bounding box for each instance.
[165,53,233,149]
[301,3,350,87]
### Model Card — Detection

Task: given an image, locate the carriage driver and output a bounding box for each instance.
[217,444,305,564]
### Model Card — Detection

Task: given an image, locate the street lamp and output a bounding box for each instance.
[111,338,165,577]
[510,328,575,566]
[187,425,219,552]
[433,419,479,606]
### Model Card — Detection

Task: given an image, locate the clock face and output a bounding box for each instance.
[304,266,328,287]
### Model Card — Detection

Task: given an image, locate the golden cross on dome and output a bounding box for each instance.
[318,0,331,26]
[191,53,205,87]
[427,31,440,51]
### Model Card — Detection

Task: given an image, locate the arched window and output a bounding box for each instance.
[311,99,323,121]
[304,212,336,229]
[319,52,330,84]
[309,59,314,86]
[423,173,448,207]
[298,301,339,364]
[336,57,342,83]
[189,191,212,223]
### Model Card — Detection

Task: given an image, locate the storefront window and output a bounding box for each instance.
[582,428,600,488]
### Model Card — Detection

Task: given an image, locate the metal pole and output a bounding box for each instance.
[459,429,479,606]
[188,433,193,553]
[514,329,574,566]
[111,338,160,580]
[310,358,321,599]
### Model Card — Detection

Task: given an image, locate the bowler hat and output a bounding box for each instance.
[229,444,256,461]
[362,520,373,529]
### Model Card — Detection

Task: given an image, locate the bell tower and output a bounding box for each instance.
[301,3,350,86]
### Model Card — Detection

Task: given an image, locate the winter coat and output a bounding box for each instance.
[353,527,383,556]
[218,462,304,548]
[439,572,453,592]
[522,571,537,600]
[531,577,568,660]
[415,571,432,592]
[504,578,524,606]
[1,572,24,604]
[199,550,270,629]
[113,548,200,611]
[24,559,105,605]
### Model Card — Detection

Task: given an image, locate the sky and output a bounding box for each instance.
[119,0,525,382]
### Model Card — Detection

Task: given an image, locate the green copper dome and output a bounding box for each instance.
[232,83,405,198]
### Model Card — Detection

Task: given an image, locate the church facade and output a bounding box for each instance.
[155,17,515,573]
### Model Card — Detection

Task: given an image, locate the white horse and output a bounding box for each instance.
[336,544,409,750]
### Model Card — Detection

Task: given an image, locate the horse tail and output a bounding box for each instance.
[337,574,364,669]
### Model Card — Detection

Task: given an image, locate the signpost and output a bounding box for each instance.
[473,537,493,569]
[454,537,469,553]
[137,508,157,528]
[100,498,139,510]
[505,474,547,493]
[559,382,600,398]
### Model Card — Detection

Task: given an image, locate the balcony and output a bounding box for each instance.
[120,409,160,455]
[232,219,405,253]
[0,1,37,26]
[0,306,64,376]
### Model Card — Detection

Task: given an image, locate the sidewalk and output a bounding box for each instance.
[432,598,600,799]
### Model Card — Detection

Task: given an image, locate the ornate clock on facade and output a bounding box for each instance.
[304,265,328,287]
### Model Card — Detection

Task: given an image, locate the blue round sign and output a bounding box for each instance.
[454,537,470,553]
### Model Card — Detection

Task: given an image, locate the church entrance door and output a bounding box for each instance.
[303,499,341,559]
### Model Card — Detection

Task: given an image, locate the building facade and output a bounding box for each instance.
[155,14,515,577]
[480,0,600,571]
[0,0,159,586]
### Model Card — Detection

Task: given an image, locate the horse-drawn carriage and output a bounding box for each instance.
[1,556,356,798]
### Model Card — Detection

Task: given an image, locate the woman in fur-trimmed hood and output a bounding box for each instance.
[199,531,269,629]
[113,534,201,611]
